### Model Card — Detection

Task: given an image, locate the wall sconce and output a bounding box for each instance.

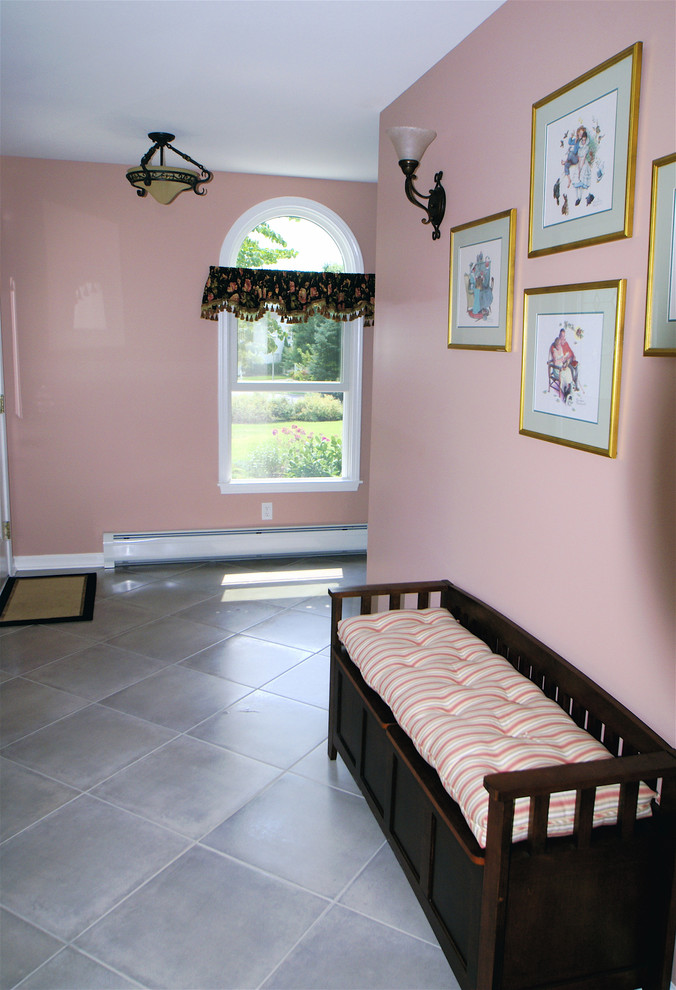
[387,126,446,240]
[126,132,212,205]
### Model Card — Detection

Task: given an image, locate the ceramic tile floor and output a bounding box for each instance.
[0,555,459,990]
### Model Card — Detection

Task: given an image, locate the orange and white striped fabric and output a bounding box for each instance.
[338,608,655,847]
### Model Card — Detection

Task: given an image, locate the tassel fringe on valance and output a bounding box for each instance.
[201,267,375,326]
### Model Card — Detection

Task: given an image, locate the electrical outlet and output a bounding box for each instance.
[261,502,273,521]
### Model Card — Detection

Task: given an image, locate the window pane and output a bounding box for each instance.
[236,314,342,384]
[231,391,344,480]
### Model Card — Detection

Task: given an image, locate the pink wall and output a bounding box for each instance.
[370,0,675,746]
[0,162,376,556]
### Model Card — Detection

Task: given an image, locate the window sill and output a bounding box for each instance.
[219,478,362,495]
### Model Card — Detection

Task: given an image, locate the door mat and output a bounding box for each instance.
[0,573,97,626]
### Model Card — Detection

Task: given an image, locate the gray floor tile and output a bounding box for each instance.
[179,598,283,634]
[105,615,228,664]
[190,690,327,768]
[203,773,384,898]
[92,735,280,839]
[23,642,166,701]
[58,597,158,642]
[182,634,309,687]
[290,594,333,615]
[0,758,78,841]
[95,564,179,597]
[262,903,457,989]
[175,595,276,631]
[339,844,439,942]
[165,560,246,594]
[0,909,63,990]
[289,744,362,796]
[0,794,188,941]
[112,577,215,615]
[17,947,137,990]
[0,679,89,748]
[264,651,331,708]
[100,664,250,731]
[2,705,177,789]
[246,609,330,652]
[0,625,92,677]
[76,846,327,990]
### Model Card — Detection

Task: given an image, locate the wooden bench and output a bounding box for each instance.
[328,580,676,990]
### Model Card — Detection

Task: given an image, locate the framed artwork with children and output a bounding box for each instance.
[528,43,642,257]
[520,280,625,457]
[448,209,516,350]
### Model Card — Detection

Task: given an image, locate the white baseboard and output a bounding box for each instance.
[102,524,367,568]
[10,525,367,573]
[13,553,104,573]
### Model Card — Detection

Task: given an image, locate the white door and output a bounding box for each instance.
[0,316,13,583]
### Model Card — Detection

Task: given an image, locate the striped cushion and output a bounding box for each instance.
[338,608,655,847]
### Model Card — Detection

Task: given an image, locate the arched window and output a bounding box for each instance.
[217,197,364,493]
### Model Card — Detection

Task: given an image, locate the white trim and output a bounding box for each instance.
[221,477,362,495]
[217,198,364,494]
[102,524,367,568]
[13,553,104,573]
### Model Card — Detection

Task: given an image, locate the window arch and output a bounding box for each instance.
[218,197,364,494]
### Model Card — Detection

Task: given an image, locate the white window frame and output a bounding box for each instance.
[218,197,364,494]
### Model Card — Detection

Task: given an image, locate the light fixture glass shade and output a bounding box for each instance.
[125,165,199,205]
[386,126,437,164]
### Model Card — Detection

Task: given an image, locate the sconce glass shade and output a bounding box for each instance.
[386,126,437,164]
[125,165,200,205]
[386,125,445,241]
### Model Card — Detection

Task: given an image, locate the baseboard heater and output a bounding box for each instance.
[103,524,367,569]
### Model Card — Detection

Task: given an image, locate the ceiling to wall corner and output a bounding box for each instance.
[0,0,504,182]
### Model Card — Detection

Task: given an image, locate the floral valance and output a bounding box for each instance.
[200,267,375,326]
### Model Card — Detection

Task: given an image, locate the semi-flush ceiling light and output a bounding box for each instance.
[126,132,212,205]
[386,126,446,240]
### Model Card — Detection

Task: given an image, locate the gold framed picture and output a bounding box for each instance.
[448,209,516,350]
[528,43,642,257]
[644,152,676,356]
[520,281,625,457]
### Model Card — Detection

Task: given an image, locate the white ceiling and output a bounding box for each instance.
[0,0,503,182]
